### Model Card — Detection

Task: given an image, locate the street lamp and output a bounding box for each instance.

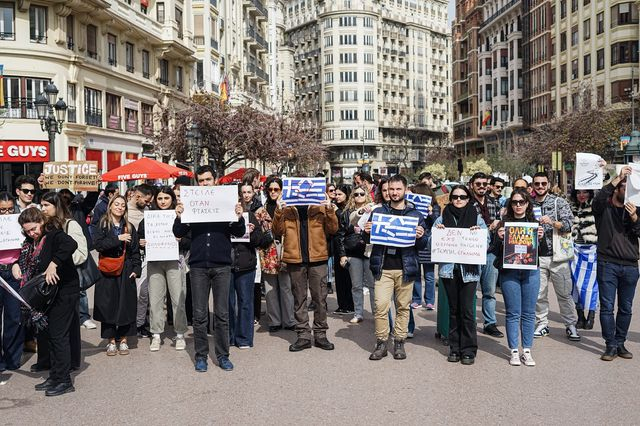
[186,122,202,169]
[35,81,67,161]
[625,130,640,163]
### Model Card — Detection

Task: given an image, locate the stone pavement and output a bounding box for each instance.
[2,288,640,425]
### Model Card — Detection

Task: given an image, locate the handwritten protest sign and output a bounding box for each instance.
[625,163,640,206]
[575,153,603,190]
[180,185,238,223]
[144,210,179,261]
[503,222,538,270]
[231,213,250,243]
[431,227,487,265]
[42,161,99,191]
[0,214,23,249]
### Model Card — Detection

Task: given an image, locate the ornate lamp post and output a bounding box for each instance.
[34,81,67,161]
[186,122,202,169]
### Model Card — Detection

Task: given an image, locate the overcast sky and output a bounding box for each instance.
[448,0,455,24]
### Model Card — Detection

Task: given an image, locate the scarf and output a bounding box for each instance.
[18,236,47,287]
[442,202,478,229]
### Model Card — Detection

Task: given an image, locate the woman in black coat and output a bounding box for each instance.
[17,207,78,396]
[92,195,142,356]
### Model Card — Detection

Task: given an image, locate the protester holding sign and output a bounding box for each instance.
[173,165,245,373]
[364,175,427,361]
[493,189,544,366]
[0,192,23,372]
[138,187,187,352]
[432,185,488,365]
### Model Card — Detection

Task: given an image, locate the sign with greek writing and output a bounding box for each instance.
[230,212,250,243]
[180,185,238,223]
[0,214,23,249]
[144,210,179,261]
[503,222,538,270]
[431,227,487,265]
[42,161,100,191]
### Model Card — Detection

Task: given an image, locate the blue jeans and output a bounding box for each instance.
[480,252,498,326]
[79,290,91,323]
[597,261,639,348]
[229,269,256,347]
[0,270,24,370]
[347,257,374,319]
[501,269,540,350]
[412,263,435,305]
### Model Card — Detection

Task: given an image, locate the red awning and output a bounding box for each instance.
[218,168,267,184]
[101,157,193,182]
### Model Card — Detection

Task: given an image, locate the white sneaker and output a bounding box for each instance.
[106,342,117,356]
[175,336,186,351]
[363,287,370,295]
[150,336,161,352]
[238,345,250,349]
[533,324,549,338]
[509,349,521,366]
[521,349,536,366]
[82,319,97,329]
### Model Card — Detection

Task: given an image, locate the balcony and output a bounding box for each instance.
[246,63,269,83]
[1,97,38,119]
[245,26,268,51]
[67,106,77,123]
[0,32,15,40]
[107,115,122,130]
[194,35,205,45]
[85,108,103,127]
[243,0,268,20]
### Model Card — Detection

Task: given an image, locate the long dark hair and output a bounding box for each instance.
[263,175,283,201]
[570,189,594,207]
[41,191,69,230]
[153,185,177,210]
[374,176,390,204]
[18,206,54,236]
[448,184,473,202]
[504,188,534,221]
[335,184,351,210]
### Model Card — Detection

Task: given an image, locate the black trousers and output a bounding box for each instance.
[442,268,478,357]
[46,292,79,384]
[334,257,354,311]
[253,281,262,321]
[36,293,81,370]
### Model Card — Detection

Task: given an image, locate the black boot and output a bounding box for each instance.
[585,310,595,330]
[369,339,388,360]
[393,339,407,360]
[576,309,586,329]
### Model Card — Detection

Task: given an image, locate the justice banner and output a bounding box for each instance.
[503,222,539,270]
[42,161,100,192]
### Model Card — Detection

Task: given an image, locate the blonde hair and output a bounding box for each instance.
[100,195,131,232]
[346,185,373,211]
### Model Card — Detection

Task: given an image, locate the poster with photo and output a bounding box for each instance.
[503,222,539,270]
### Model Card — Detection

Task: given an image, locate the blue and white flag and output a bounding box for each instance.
[282,177,326,206]
[571,244,598,311]
[370,213,419,248]
[405,193,432,217]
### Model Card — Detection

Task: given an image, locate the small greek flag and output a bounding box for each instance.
[370,213,419,248]
[405,193,432,217]
[282,177,326,206]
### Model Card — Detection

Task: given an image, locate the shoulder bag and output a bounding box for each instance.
[552,197,574,262]
[98,225,127,276]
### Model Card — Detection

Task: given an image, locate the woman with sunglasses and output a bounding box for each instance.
[261,176,296,332]
[336,185,374,324]
[332,184,355,315]
[137,186,187,352]
[93,195,142,356]
[433,185,488,365]
[493,189,544,366]
[16,207,78,396]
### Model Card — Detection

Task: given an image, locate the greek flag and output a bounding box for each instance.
[282,177,326,206]
[370,213,419,248]
[570,244,598,311]
[405,193,432,217]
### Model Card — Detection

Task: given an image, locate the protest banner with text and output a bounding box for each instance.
[42,161,100,192]
[180,186,239,223]
[431,227,487,265]
[503,222,539,270]
[0,214,23,250]
[144,210,179,261]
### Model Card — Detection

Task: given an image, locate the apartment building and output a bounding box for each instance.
[0,0,194,191]
[452,0,482,156]
[284,0,451,181]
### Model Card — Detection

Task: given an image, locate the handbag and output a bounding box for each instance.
[98,226,127,276]
[78,255,101,290]
[552,197,574,262]
[18,273,58,313]
[343,231,365,251]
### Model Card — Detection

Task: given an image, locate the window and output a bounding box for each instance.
[363,53,373,64]
[338,16,357,26]
[175,7,183,38]
[364,109,374,121]
[340,129,358,140]
[108,33,117,66]
[324,130,334,141]
[572,59,578,79]
[611,3,638,27]
[571,0,578,13]
[363,17,373,28]
[29,5,47,43]
[87,24,97,59]
[611,79,633,103]
[0,2,14,39]
[126,42,134,72]
[485,84,492,101]
[324,54,333,65]
[363,35,373,45]
[159,59,169,85]
[584,54,591,75]
[364,71,374,83]
[597,85,604,106]
[560,0,566,18]
[324,35,333,47]
[365,129,375,140]
[597,48,604,70]
[324,18,333,29]
[324,72,333,84]
[364,90,374,102]
[611,41,639,65]
[106,93,121,130]
[125,102,138,133]
[551,68,556,86]
[560,33,566,51]
[339,90,358,101]
[84,88,103,127]
[339,52,357,64]
[596,12,604,34]
[340,71,357,82]
[325,110,334,121]
[571,26,578,46]
[66,83,76,123]
[561,64,567,83]
[324,91,333,103]
[196,60,204,88]
[157,2,165,23]
[66,15,74,49]
[175,66,183,91]
[142,103,153,135]
[500,77,508,95]
[339,34,356,45]
[583,19,590,40]
[142,50,150,78]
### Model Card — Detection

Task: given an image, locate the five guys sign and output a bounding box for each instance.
[0,141,50,162]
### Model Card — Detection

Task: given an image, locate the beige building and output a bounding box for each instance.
[0,0,194,190]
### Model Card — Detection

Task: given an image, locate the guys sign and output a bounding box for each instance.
[0,141,49,162]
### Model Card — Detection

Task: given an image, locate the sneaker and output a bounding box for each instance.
[509,349,521,366]
[175,337,186,351]
[118,341,130,355]
[410,302,421,309]
[406,332,414,339]
[238,345,250,349]
[137,325,152,338]
[425,303,435,310]
[566,325,581,341]
[521,349,536,366]
[150,336,161,352]
[363,287,370,295]
[333,308,348,315]
[218,356,234,371]
[533,324,549,338]
[106,342,117,356]
[82,319,97,329]
[349,316,363,324]
[195,358,208,372]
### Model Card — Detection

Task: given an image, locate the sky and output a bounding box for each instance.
[448,0,455,23]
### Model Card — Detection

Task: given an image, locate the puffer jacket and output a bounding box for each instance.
[272,205,339,264]
[572,200,597,244]
[367,203,428,282]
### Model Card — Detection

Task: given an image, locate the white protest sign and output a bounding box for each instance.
[180,185,239,223]
[144,210,179,261]
[574,153,603,190]
[231,212,250,243]
[0,214,23,249]
[625,163,640,206]
[431,227,487,265]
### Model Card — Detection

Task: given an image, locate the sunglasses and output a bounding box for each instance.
[533,182,548,187]
[328,189,336,193]
[268,187,281,192]
[474,182,488,187]
[510,199,527,206]
[20,188,36,194]
[451,194,469,201]
[494,185,503,190]
[353,192,366,197]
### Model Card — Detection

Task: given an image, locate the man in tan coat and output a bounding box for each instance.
[272,199,338,352]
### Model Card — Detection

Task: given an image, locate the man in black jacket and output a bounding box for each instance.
[173,165,245,373]
[592,165,640,361]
